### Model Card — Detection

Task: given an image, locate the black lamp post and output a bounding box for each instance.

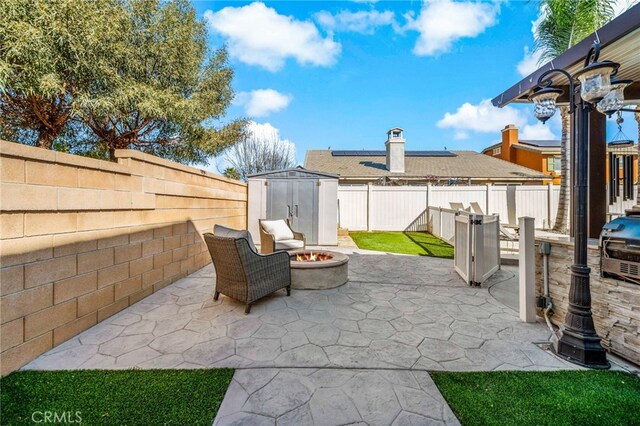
[529,42,632,369]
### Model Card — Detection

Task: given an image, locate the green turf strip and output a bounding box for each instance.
[431,370,640,426]
[0,369,234,425]
[350,231,454,258]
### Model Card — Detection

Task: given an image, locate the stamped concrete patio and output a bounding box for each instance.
[25,248,577,425]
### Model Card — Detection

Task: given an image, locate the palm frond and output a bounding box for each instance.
[534,0,617,63]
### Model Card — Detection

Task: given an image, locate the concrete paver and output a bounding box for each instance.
[214,369,460,426]
[25,249,576,425]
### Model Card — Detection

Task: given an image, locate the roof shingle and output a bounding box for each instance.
[304,150,550,180]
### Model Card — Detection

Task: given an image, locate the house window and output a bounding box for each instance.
[392,131,401,138]
[547,156,561,172]
[493,147,501,156]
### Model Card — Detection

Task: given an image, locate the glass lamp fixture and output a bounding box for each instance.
[574,61,619,103]
[596,79,632,116]
[529,88,563,123]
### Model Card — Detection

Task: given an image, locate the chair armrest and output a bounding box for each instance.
[237,244,291,301]
[257,250,291,264]
[292,231,306,249]
[286,219,306,248]
[259,225,276,254]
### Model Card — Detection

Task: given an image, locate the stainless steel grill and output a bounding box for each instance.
[600,206,640,284]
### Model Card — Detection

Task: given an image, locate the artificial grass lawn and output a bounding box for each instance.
[0,369,234,425]
[350,231,454,258]
[432,370,640,426]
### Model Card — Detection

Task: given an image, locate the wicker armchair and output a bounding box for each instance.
[259,219,306,254]
[204,233,291,314]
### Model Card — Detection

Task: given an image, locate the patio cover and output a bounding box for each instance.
[492,3,640,107]
[491,3,640,237]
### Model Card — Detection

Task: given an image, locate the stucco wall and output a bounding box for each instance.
[0,141,247,375]
[535,238,640,365]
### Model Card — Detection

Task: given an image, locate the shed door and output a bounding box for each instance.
[267,180,289,222]
[292,180,318,245]
[266,179,318,245]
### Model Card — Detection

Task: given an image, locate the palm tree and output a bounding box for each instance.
[535,0,616,233]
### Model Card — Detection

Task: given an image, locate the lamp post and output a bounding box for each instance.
[529,42,631,369]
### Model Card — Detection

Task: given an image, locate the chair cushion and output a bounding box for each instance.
[275,239,304,250]
[214,224,257,252]
[261,220,294,241]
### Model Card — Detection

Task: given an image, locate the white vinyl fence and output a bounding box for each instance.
[338,184,636,231]
[426,207,456,244]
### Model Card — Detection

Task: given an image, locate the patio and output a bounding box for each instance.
[24,248,576,425]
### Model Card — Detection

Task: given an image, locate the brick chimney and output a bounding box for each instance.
[501,124,518,162]
[385,128,405,173]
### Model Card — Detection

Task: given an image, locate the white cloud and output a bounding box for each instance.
[437,98,558,139]
[246,122,295,151]
[438,99,527,133]
[235,89,292,117]
[517,46,543,77]
[516,12,545,77]
[205,2,341,72]
[405,0,500,56]
[520,122,557,140]
[315,10,395,34]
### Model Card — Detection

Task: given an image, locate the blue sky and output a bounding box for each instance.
[194,1,639,169]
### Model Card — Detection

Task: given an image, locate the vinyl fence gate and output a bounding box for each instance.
[453,213,500,286]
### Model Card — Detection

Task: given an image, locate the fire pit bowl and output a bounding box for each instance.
[289,250,349,290]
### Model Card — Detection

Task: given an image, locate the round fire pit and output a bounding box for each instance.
[289,250,349,290]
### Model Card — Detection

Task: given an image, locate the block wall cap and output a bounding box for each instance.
[114,149,246,187]
[1,140,130,175]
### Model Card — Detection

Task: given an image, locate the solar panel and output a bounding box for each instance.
[331,150,456,157]
[331,150,385,156]
[406,151,457,157]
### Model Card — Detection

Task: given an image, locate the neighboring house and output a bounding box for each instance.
[482,124,637,186]
[304,128,550,185]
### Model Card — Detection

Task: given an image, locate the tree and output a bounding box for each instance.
[223,167,241,180]
[221,126,296,181]
[535,0,616,233]
[1,0,245,165]
[76,0,246,164]
[0,0,123,148]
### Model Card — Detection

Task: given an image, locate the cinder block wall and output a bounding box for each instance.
[534,238,640,365]
[0,141,247,375]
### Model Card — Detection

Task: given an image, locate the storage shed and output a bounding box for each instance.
[248,167,339,246]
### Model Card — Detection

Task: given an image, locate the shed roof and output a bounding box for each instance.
[304,150,549,180]
[247,166,338,179]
